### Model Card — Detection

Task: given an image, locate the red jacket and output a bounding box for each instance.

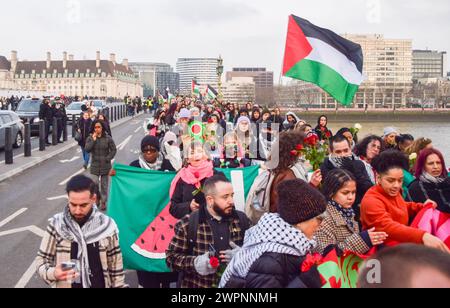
[361,185,426,245]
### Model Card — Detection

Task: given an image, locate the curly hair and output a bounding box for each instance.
[371,149,409,174]
[272,131,305,175]
[355,135,385,158]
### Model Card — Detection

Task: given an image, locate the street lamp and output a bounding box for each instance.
[216,56,224,99]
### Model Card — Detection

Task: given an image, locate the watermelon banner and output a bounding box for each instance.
[316,250,366,288]
[108,164,260,272]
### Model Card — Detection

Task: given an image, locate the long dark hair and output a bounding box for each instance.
[322,169,356,201]
[316,115,328,128]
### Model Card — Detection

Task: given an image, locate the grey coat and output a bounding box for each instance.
[85,134,117,176]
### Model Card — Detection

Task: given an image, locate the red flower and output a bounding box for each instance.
[209,256,220,269]
[290,150,298,157]
[208,119,214,124]
[193,172,200,178]
[325,131,332,138]
[301,253,323,272]
[305,135,319,146]
[295,144,304,151]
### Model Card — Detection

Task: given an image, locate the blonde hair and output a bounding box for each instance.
[406,137,432,156]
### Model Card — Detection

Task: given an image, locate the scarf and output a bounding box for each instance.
[177,160,214,189]
[420,172,446,185]
[51,205,118,288]
[329,200,356,231]
[138,153,164,170]
[329,153,359,169]
[219,213,316,288]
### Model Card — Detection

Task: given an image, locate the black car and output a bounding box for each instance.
[15,98,42,134]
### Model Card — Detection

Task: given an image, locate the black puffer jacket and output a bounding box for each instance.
[225,252,304,288]
[408,178,450,214]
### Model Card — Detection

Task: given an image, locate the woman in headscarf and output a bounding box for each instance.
[314,115,333,141]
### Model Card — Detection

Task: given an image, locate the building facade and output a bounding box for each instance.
[176,58,220,95]
[226,68,274,105]
[413,50,447,82]
[129,62,179,97]
[222,77,256,104]
[0,51,142,98]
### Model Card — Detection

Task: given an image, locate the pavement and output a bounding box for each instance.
[0,111,154,288]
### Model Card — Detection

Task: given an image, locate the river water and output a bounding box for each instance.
[328,121,450,159]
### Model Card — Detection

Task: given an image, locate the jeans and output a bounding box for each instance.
[81,147,90,166]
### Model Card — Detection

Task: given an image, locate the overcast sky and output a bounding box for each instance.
[1,0,449,80]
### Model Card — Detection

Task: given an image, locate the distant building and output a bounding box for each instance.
[176,58,219,95]
[0,51,142,98]
[226,68,274,105]
[129,62,179,97]
[413,50,448,82]
[223,77,256,104]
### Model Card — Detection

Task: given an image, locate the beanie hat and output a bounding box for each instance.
[178,108,190,119]
[141,135,160,152]
[277,179,327,225]
[236,116,251,127]
[383,127,399,138]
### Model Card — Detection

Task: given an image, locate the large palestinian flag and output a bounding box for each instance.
[283,15,364,106]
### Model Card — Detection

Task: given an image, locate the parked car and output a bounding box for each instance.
[0,111,25,149]
[92,100,107,113]
[15,98,42,134]
[66,102,85,123]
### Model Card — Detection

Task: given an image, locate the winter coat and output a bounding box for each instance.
[76,118,92,148]
[408,178,450,214]
[320,157,373,217]
[85,134,117,176]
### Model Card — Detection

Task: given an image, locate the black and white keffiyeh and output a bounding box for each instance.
[52,205,118,288]
[219,213,316,288]
[138,153,164,170]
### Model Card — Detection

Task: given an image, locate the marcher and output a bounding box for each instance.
[314,169,388,254]
[166,175,251,288]
[35,175,127,288]
[360,150,449,253]
[85,120,117,211]
[76,112,93,169]
[220,179,327,288]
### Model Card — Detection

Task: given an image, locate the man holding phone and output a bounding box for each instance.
[35,175,127,288]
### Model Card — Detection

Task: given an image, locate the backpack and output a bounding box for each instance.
[245,170,275,224]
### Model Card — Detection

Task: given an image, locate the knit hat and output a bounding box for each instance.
[141,135,160,152]
[383,127,399,138]
[236,116,251,127]
[178,108,190,119]
[277,179,327,225]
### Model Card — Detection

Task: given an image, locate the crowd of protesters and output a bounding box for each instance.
[35,94,450,288]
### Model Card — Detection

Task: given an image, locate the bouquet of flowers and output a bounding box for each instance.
[409,153,418,172]
[291,134,328,171]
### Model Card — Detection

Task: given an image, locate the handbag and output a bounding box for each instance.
[75,131,82,142]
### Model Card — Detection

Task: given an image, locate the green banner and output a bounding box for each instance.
[108,164,260,272]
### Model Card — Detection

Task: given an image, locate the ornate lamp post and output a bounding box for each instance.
[216,56,224,99]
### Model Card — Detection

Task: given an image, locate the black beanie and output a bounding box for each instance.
[141,136,160,152]
[277,179,327,225]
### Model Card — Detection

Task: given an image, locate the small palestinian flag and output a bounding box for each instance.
[283,15,364,106]
[192,80,201,97]
[207,85,218,100]
[189,121,205,142]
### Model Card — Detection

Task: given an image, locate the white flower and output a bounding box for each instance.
[354,123,362,130]
[409,153,417,161]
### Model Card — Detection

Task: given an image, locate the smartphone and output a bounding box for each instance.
[61,261,77,272]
